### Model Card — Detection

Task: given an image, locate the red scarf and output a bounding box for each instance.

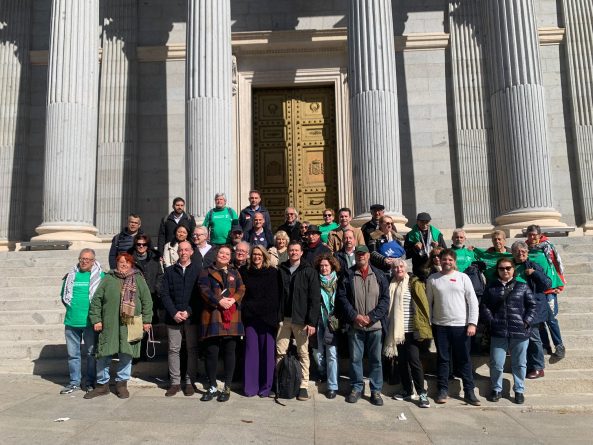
[222,304,236,329]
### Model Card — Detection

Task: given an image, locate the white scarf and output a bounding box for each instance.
[383,274,408,358]
[62,261,103,306]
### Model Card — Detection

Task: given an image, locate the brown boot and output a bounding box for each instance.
[165,384,180,397]
[84,383,110,399]
[116,381,129,399]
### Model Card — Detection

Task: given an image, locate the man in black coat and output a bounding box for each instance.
[336,245,390,406]
[109,214,143,269]
[157,197,197,254]
[302,225,331,265]
[239,190,272,233]
[276,207,302,242]
[243,212,274,248]
[277,241,321,401]
[160,240,201,397]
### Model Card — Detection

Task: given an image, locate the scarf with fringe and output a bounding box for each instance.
[62,261,103,306]
[114,269,137,323]
[383,274,408,358]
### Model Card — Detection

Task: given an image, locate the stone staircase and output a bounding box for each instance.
[0,237,592,398]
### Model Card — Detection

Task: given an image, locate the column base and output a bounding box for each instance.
[494,211,567,237]
[582,221,593,235]
[0,239,13,252]
[352,212,409,233]
[33,223,102,244]
[462,224,495,239]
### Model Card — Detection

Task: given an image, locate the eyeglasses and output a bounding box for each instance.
[136,243,147,247]
[383,222,393,226]
[497,266,513,271]
[323,214,332,217]
[79,258,94,262]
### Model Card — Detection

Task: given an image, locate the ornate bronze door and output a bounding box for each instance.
[253,87,338,228]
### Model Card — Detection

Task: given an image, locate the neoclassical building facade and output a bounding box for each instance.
[1,0,592,248]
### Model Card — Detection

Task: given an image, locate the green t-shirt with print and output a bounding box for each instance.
[204,207,239,245]
[61,271,102,328]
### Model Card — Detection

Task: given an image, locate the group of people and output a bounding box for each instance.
[60,192,566,408]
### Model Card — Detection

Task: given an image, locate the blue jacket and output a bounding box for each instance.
[336,264,390,335]
[481,279,536,340]
[109,228,143,269]
[159,261,201,325]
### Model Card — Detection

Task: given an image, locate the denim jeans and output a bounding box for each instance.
[490,336,528,394]
[96,353,133,384]
[432,325,475,393]
[316,323,338,391]
[527,323,545,371]
[540,294,563,348]
[64,325,96,387]
[348,328,383,393]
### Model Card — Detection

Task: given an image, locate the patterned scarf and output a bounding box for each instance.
[62,261,103,306]
[319,272,337,325]
[114,269,137,323]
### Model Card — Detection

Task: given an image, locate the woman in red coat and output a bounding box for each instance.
[198,245,245,402]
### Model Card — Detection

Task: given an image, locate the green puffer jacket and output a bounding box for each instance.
[409,276,433,340]
[89,271,153,359]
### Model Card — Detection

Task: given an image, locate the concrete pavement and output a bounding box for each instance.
[1,374,592,445]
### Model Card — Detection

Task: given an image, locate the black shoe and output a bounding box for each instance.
[464,390,481,406]
[326,390,337,399]
[435,389,448,404]
[217,387,231,402]
[200,386,218,402]
[183,383,195,396]
[554,344,566,359]
[392,390,413,401]
[297,388,309,401]
[370,391,384,406]
[488,390,501,402]
[346,390,362,404]
[515,392,525,404]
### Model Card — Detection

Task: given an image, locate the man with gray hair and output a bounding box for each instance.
[203,192,239,246]
[59,248,104,394]
[277,207,302,242]
[450,228,476,272]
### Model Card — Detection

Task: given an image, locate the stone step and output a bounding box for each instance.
[1,286,66,299]
[0,310,64,326]
[0,266,92,277]
[563,274,592,286]
[563,263,593,274]
[0,324,65,342]
[555,312,593,330]
[561,330,593,349]
[559,297,593,312]
[559,285,592,298]
[0,297,63,311]
[0,276,64,288]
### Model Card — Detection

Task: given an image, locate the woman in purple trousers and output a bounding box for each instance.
[240,246,281,397]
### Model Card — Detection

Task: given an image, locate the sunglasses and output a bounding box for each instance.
[136,243,147,247]
[323,214,332,217]
[497,266,513,271]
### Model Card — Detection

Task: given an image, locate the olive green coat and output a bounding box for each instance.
[89,271,153,358]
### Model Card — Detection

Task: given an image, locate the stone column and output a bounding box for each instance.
[562,0,593,233]
[96,0,138,236]
[348,0,407,229]
[34,0,101,241]
[448,1,494,235]
[0,0,30,249]
[186,0,233,219]
[482,0,565,231]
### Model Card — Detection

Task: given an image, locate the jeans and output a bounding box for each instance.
[64,325,96,387]
[348,328,383,393]
[540,295,563,348]
[490,336,528,394]
[96,353,133,384]
[432,325,475,393]
[316,323,339,391]
[527,323,545,371]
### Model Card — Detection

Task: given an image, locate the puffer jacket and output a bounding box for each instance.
[481,279,537,340]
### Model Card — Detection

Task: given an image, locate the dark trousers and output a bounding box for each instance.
[204,336,237,388]
[432,325,475,393]
[396,332,426,395]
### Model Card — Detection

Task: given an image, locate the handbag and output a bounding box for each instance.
[127,315,144,342]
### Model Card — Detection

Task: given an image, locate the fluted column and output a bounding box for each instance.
[34,0,100,241]
[186,0,233,219]
[562,0,593,232]
[348,0,407,229]
[482,0,564,230]
[96,0,138,236]
[0,0,30,248]
[448,1,494,234]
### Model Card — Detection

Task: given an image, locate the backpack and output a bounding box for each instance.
[378,240,405,258]
[464,262,486,299]
[275,347,302,400]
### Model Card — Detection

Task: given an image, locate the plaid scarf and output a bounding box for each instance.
[114,269,137,324]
